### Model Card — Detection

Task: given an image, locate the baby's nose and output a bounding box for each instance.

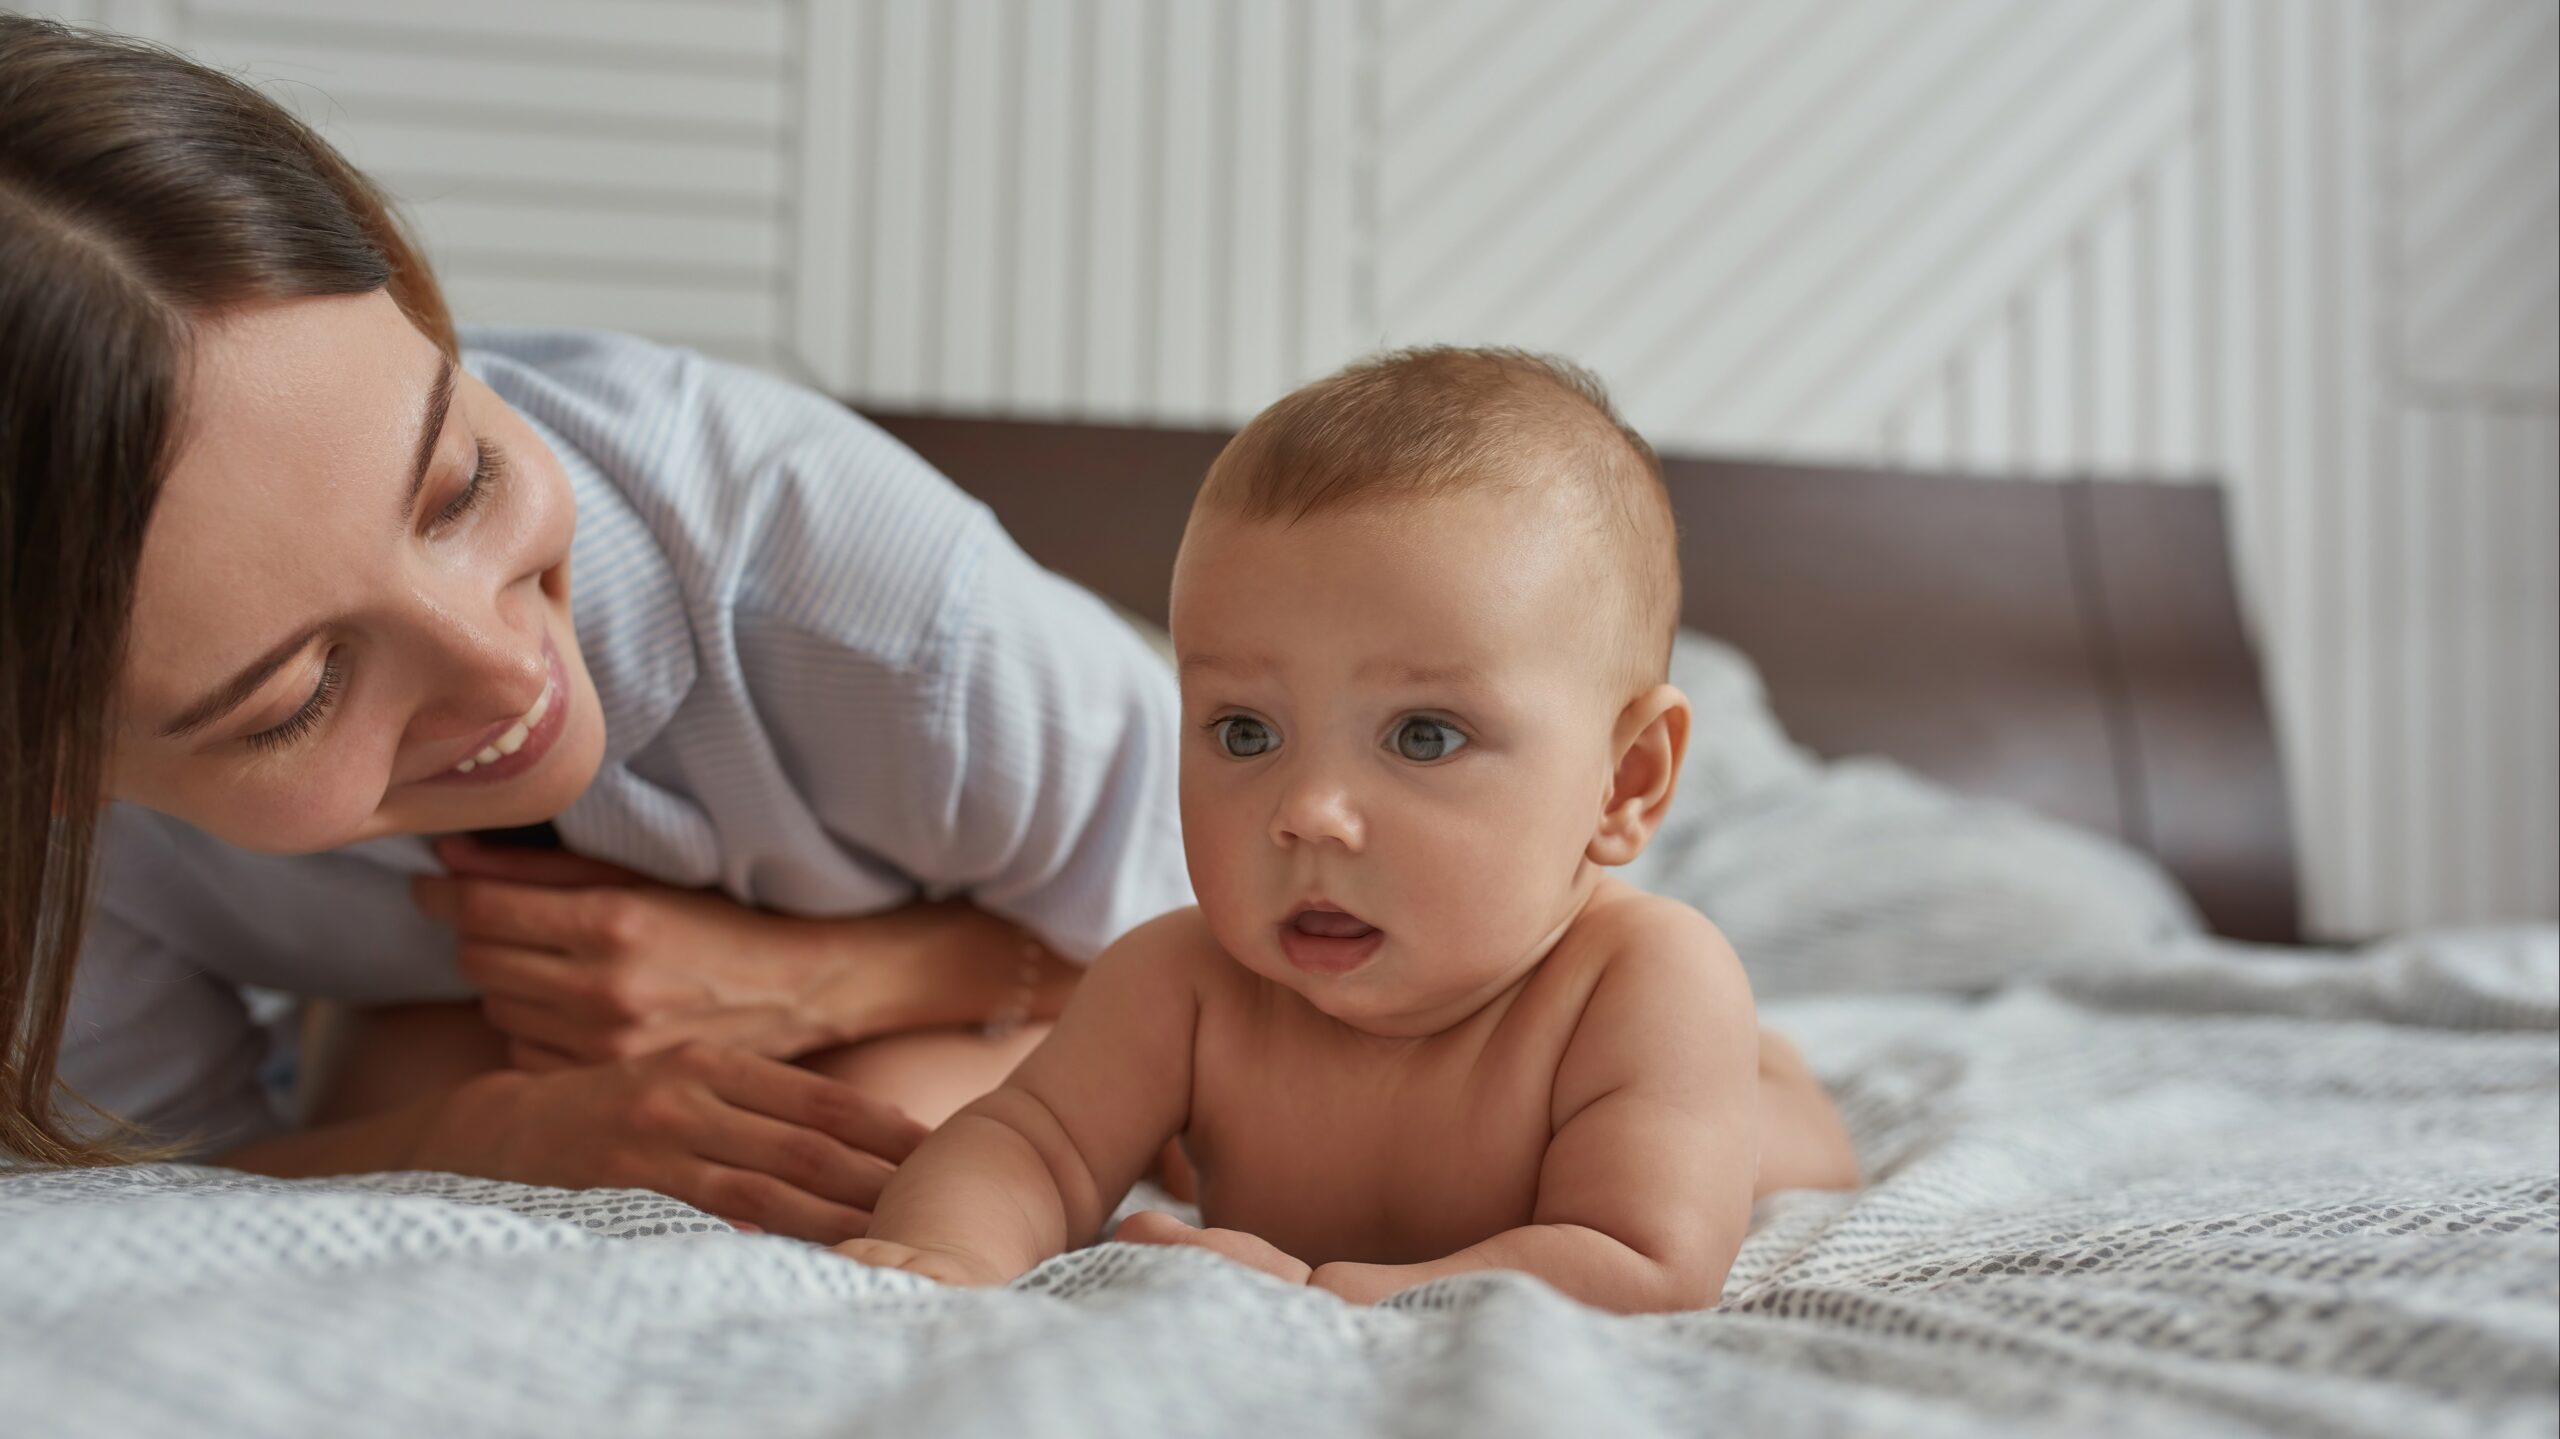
[1270,781,1365,852]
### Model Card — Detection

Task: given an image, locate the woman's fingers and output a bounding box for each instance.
[675,1160,871,1245]
[688,1104,899,1213]
[506,1037,580,1072]
[433,835,651,889]
[457,939,593,1002]
[480,993,616,1062]
[414,874,616,951]
[695,1047,930,1163]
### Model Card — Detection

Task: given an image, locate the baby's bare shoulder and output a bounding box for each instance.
[1084,906,1226,996]
[1570,882,1747,994]
[1552,886,1754,1091]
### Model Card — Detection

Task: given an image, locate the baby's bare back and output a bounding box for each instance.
[1178,908,1623,1267]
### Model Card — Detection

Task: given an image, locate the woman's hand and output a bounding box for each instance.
[413,837,1080,1072]
[417,1039,929,1244]
[413,837,876,1069]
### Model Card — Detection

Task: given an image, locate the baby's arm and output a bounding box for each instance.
[1313,906,1759,1313]
[835,910,1201,1285]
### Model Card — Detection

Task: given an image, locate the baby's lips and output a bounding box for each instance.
[1288,907,1377,939]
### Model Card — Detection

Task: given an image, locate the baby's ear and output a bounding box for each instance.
[1587,684,1691,867]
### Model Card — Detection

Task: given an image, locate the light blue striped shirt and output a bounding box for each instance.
[58,327,1192,1154]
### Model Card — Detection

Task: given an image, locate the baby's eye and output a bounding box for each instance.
[1213,716,1279,758]
[1389,717,1468,762]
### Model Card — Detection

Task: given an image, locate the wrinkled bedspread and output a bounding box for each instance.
[4,926,2553,1438]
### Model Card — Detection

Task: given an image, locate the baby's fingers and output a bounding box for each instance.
[1115,1212,1310,1284]
[833,1239,1006,1287]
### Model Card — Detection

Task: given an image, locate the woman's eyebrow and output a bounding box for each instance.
[398,354,458,523]
[157,625,322,739]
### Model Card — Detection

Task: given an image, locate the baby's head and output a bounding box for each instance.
[1170,347,1689,1033]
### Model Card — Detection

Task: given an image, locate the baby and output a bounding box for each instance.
[838,348,1858,1312]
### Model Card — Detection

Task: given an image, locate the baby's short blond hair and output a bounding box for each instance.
[1197,346,1680,698]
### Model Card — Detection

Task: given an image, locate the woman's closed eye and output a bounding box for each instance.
[1388,716,1468,762]
[245,651,346,753]
[433,439,509,530]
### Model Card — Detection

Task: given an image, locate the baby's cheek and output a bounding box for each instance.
[1400,841,1545,951]
[1419,802,1588,941]
[1180,804,1261,923]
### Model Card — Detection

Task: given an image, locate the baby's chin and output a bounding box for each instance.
[1236,933,1519,1034]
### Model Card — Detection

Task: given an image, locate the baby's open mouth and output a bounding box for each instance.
[1289,908,1376,940]
[1279,905,1384,975]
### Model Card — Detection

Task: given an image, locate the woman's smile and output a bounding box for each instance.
[423,631,570,787]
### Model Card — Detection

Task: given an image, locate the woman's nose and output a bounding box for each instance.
[1269,770,1366,853]
[415,579,550,724]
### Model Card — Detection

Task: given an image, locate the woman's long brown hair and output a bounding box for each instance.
[1,17,455,1164]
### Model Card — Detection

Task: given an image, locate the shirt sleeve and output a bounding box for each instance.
[52,898,284,1161]
[746,517,1193,962]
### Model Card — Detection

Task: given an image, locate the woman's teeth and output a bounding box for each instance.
[452,683,553,774]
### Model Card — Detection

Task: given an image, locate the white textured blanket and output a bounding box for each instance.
[4,926,2552,1438]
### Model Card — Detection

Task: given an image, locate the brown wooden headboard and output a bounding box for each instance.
[862,410,2301,944]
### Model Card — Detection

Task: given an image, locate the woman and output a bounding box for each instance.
[0,18,1191,1242]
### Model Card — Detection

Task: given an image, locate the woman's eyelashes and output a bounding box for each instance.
[245,652,346,753]
[432,439,509,529]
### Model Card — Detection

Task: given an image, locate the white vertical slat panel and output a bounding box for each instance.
[789,0,862,392]
[2092,194,2140,469]
[2329,0,2380,932]
[2154,139,2203,479]
[1005,0,1080,414]
[1076,0,1153,415]
[1940,358,1973,472]
[857,0,938,407]
[1297,0,1367,377]
[188,0,789,59]
[1901,380,1950,469]
[1966,322,2017,474]
[1224,0,1294,415]
[2523,420,2560,920]
[2028,263,2076,476]
[2214,0,2265,613]
[937,0,1012,409]
[1151,0,1220,422]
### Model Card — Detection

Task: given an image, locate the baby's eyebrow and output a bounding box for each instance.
[1178,653,1266,679]
[1357,659,1489,688]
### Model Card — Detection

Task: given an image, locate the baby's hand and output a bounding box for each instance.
[832,1237,1011,1288]
[1113,1210,1312,1285]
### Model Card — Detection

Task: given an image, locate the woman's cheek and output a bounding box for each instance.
[209,763,384,854]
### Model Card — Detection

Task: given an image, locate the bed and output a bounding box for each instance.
[2,417,2550,1439]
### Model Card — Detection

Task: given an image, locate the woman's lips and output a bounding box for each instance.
[424,635,570,787]
[1278,907,1383,976]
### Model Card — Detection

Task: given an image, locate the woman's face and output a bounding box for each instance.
[109,291,607,853]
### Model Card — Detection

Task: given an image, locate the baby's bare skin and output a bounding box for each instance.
[1183,878,1725,1270]
[840,485,1858,1312]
